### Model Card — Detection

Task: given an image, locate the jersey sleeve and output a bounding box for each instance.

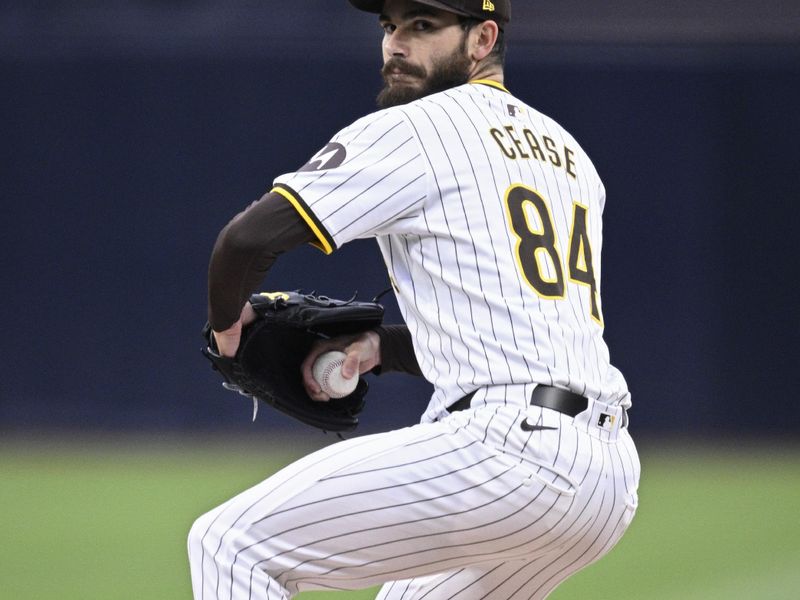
[272,109,428,253]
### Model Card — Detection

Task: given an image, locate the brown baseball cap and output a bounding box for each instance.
[349,0,511,28]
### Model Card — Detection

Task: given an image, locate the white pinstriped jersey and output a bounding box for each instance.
[273,80,630,421]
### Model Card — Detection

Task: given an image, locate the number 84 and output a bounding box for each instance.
[504,184,602,325]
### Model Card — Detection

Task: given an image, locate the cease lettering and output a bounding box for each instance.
[490,125,577,179]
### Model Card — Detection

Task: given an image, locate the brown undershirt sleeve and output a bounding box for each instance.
[207,191,316,331]
[208,191,423,377]
[373,324,423,377]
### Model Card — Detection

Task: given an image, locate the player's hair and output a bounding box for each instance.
[459,17,506,68]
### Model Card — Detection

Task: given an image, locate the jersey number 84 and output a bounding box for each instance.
[504,184,602,325]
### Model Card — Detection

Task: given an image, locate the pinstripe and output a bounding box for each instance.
[260,454,501,525]
[502,122,563,390]
[329,165,424,236]
[411,223,469,393]
[517,154,565,389]
[281,487,562,590]
[193,494,241,598]
[230,432,496,578]
[248,461,521,596]
[322,148,419,220]
[415,417,595,600]
[550,123,603,391]
[520,440,610,598]
[397,108,478,393]
[465,91,550,384]
[445,564,502,600]
[571,142,606,386]
[414,102,487,382]
[546,447,619,584]
[280,468,552,584]
[295,112,399,196]
[270,474,525,565]
[431,94,508,367]
[453,90,538,382]
[536,503,622,594]
[345,192,426,237]
[215,434,388,599]
[272,470,526,583]
[519,127,574,391]
[321,439,482,480]
[480,405,501,443]
[334,452,571,583]
[420,569,464,599]
[391,236,436,377]
[202,434,378,597]
[334,109,391,147]
[308,135,415,218]
[568,145,599,386]
[537,117,589,390]
[288,86,632,412]
[438,91,517,381]
[620,434,639,494]
[546,157,587,392]
[335,114,400,164]
[191,404,637,599]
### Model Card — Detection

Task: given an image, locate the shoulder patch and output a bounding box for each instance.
[299,142,347,172]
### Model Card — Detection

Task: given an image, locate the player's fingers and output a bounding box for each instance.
[302,361,330,401]
[301,339,332,376]
[301,353,325,396]
[344,331,380,375]
[303,334,360,398]
[213,328,241,358]
[240,302,257,326]
[341,351,360,379]
[301,339,342,399]
[309,389,331,402]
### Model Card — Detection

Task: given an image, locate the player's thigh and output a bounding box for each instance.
[189,424,448,596]
[195,417,578,595]
[375,495,635,600]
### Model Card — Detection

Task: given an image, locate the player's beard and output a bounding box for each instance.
[377,37,472,108]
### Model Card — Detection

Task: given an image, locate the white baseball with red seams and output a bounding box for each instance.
[312,351,357,398]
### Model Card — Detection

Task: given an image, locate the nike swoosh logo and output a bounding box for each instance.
[521,420,558,432]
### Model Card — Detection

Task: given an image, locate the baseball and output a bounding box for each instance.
[312,351,357,399]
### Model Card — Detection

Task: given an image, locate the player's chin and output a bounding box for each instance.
[376,81,425,109]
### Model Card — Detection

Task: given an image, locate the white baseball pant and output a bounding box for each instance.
[188,386,640,599]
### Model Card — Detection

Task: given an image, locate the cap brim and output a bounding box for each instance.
[348,0,472,18]
[348,0,383,14]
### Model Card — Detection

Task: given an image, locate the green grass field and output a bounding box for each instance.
[1,434,798,599]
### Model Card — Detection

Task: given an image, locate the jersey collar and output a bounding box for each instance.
[469,79,510,93]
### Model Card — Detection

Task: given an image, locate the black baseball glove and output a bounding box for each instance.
[202,291,384,432]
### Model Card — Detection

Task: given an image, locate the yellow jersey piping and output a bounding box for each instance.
[271,184,335,255]
[470,79,510,93]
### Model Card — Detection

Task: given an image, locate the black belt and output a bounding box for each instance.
[447,385,589,417]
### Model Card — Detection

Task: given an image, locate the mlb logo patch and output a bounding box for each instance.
[598,413,616,429]
[507,104,524,117]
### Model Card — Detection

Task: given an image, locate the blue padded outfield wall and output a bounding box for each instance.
[1,2,798,436]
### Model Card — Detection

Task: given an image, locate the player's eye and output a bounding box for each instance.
[412,20,433,31]
[380,22,396,34]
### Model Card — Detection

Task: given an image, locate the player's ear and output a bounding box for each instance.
[470,20,499,61]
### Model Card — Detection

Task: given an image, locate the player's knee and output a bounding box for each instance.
[187,507,222,568]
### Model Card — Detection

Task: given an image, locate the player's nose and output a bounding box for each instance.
[383,32,409,58]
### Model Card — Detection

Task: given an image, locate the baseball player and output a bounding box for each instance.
[190,0,640,598]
